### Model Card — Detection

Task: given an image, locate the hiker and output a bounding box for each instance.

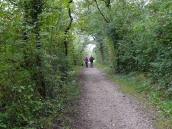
[89,56,95,67]
[84,57,89,68]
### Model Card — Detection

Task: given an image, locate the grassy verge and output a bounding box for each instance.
[44,66,82,129]
[61,66,82,129]
[97,64,172,129]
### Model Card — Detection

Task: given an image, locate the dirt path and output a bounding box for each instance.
[74,68,155,129]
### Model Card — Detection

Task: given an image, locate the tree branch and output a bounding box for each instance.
[64,0,73,56]
[94,0,110,23]
[102,0,111,8]
[65,7,73,34]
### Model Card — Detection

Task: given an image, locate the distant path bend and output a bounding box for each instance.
[75,68,155,129]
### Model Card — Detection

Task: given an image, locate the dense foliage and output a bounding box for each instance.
[0,0,83,128]
[1,0,172,128]
[76,0,172,96]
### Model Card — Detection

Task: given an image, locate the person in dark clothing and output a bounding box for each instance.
[89,56,95,67]
[84,57,89,68]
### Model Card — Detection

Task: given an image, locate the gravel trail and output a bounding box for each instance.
[75,68,155,129]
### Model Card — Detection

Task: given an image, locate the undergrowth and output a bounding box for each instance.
[50,66,82,129]
[0,66,82,129]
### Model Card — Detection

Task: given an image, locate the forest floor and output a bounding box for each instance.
[73,68,156,129]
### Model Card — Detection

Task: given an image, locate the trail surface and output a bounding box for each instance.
[75,68,155,129]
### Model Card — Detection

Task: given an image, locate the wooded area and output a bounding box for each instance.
[0,0,172,128]
[0,0,83,128]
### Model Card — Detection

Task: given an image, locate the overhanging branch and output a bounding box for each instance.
[94,0,110,23]
[64,0,73,56]
[65,7,73,34]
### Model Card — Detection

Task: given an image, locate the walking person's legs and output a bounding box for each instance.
[90,62,93,67]
[85,62,88,68]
